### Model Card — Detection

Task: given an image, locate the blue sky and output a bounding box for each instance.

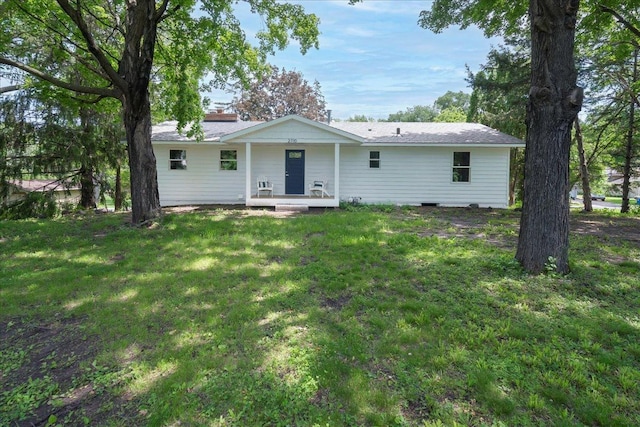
[210,1,501,120]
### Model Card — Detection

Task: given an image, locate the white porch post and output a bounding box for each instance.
[334,143,340,202]
[245,142,252,204]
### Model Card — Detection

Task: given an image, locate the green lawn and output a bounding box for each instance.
[1,207,639,426]
[603,196,640,206]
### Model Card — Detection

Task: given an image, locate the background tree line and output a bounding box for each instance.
[1,0,638,273]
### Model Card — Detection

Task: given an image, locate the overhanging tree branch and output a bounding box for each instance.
[155,0,174,22]
[55,0,127,93]
[11,1,92,58]
[0,85,20,94]
[599,5,640,39]
[0,57,118,98]
[597,66,640,107]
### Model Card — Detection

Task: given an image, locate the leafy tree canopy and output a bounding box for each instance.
[384,92,471,122]
[346,114,376,122]
[0,0,321,223]
[230,66,326,121]
[385,105,437,122]
[0,89,125,208]
[466,38,529,138]
[433,107,467,122]
[434,91,471,112]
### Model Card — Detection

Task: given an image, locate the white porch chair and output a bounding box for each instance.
[309,180,330,198]
[256,176,273,197]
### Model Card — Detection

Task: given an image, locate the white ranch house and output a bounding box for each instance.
[151,114,524,209]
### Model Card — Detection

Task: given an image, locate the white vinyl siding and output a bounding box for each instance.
[303,145,335,194]
[156,145,246,206]
[153,116,521,208]
[339,146,510,208]
[156,144,510,207]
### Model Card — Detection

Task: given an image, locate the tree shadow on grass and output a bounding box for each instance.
[1,208,639,426]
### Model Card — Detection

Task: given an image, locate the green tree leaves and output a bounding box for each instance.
[1,0,321,223]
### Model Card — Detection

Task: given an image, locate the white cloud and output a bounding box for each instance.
[205,0,502,120]
[343,26,378,38]
[331,0,425,17]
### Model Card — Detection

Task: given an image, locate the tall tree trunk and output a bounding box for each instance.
[574,118,593,212]
[516,0,582,274]
[119,0,161,224]
[509,149,517,205]
[621,48,637,214]
[78,108,96,208]
[510,148,525,206]
[79,165,96,208]
[123,99,160,223]
[114,164,123,212]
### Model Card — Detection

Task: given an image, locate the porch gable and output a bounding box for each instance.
[220,115,363,145]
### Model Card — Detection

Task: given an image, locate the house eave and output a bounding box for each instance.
[362,142,525,148]
[152,139,224,145]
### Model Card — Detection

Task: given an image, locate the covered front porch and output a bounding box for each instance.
[217,115,364,209]
[243,142,342,208]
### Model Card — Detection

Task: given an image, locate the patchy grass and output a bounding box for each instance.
[604,196,640,207]
[1,207,639,426]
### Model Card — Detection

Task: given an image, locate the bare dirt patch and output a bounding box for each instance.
[570,214,640,244]
[163,204,332,218]
[321,294,352,311]
[164,205,640,247]
[0,317,142,426]
[413,207,640,248]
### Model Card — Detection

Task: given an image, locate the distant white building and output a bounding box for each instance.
[4,179,81,205]
[607,168,640,198]
[151,114,524,209]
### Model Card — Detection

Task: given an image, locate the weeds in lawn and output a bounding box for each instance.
[1,207,639,426]
[1,376,58,421]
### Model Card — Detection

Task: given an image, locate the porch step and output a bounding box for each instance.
[275,203,309,212]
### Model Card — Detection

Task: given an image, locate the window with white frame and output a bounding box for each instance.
[369,151,380,168]
[220,150,237,170]
[169,149,187,170]
[452,152,470,182]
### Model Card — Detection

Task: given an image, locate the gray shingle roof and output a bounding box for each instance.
[152,118,524,146]
[331,122,524,145]
[152,120,263,142]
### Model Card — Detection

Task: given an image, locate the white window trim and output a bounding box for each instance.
[452,151,471,183]
[369,150,380,169]
[220,149,238,171]
[169,149,187,170]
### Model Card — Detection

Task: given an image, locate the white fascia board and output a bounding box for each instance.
[362,143,525,148]
[151,139,226,145]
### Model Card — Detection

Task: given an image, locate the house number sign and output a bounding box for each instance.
[287,138,298,143]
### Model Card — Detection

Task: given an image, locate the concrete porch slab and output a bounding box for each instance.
[275,204,310,212]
